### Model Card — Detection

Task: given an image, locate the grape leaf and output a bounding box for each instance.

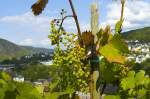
[99,43,126,64]
[99,25,113,46]
[137,88,147,98]
[135,70,146,86]
[31,0,48,16]
[99,34,128,64]
[110,34,129,54]
[0,72,11,81]
[120,71,135,90]
[16,83,42,99]
[115,20,123,34]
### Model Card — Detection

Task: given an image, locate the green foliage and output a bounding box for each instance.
[0,71,43,99]
[99,57,129,86]
[100,70,150,99]
[0,71,70,99]
[120,71,136,91]
[120,70,150,98]
[15,83,42,99]
[21,63,50,81]
[0,72,11,81]
[132,59,150,75]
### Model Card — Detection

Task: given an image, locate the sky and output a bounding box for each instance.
[0,0,150,48]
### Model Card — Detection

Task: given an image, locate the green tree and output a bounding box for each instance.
[21,63,50,81]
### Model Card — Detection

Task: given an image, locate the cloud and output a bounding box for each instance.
[0,12,54,48]
[0,12,51,33]
[19,38,34,46]
[102,0,150,31]
[0,11,82,47]
[39,39,51,47]
[18,38,52,48]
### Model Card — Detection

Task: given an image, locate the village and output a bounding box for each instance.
[127,40,150,63]
[0,51,53,93]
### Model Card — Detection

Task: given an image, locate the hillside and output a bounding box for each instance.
[0,38,50,60]
[122,26,150,42]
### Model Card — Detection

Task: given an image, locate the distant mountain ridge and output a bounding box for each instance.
[122,26,150,42]
[0,38,51,60]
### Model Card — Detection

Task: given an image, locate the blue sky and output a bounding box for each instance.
[0,0,150,48]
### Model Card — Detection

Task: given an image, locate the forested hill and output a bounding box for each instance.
[0,38,50,60]
[122,26,150,42]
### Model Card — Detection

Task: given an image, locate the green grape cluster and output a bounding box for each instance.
[48,20,65,45]
[49,20,90,93]
[51,45,90,93]
[71,45,90,93]
[118,64,129,78]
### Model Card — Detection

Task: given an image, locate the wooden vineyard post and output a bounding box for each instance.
[90,2,100,99]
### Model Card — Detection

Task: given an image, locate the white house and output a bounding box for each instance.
[13,76,24,82]
[40,60,52,66]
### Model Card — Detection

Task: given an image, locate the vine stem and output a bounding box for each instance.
[120,0,125,21]
[68,0,83,47]
[56,15,73,46]
[58,15,73,33]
